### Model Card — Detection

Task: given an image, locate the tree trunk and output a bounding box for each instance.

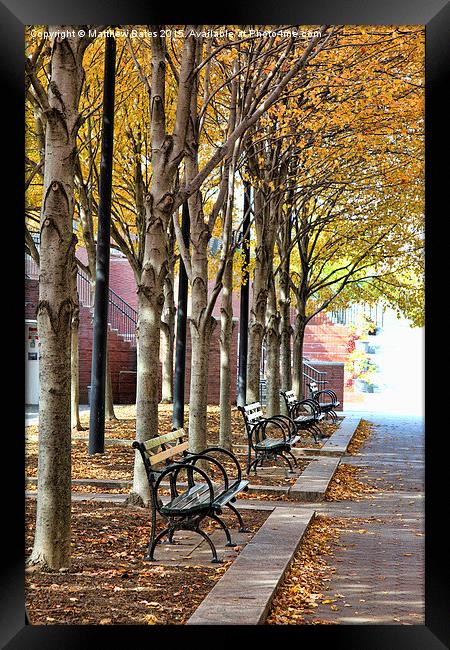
[71,321,83,430]
[265,278,281,417]
[189,317,216,453]
[105,351,117,420]
[160,263,175,403]
[130,282,165,506]
[187,163,215,452]
[292,311,307,399]
[246,226,271,404]
[28,32,90,570]
[128,29,197,503]
[219,254,234,450]
[279,217,292,414]
[70,256,83,430]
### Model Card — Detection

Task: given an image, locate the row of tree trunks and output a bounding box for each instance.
[131,28,197,504]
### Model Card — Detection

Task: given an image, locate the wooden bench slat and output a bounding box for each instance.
[163,484,213,512]
[213,479,249,507]
[142,429,187,452]
[149,441,190,466]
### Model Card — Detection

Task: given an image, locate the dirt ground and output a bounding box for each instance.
[25,500,270,625]
[24,405,345,625]
[25,404,337,490]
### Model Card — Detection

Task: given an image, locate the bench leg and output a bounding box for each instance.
[308,424,320,442]
[162,529,175,545]
[285,449,298,468]
[226,502,250,533]
[195,526,222,563]
[146,526,171,561]
[247,456,260,475]
[209,513,236,547]
[279,452,294,473]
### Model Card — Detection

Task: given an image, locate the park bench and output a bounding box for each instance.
[307,380,340,424]
[279,389,326,441]
[132,429,249,564]
[238,402,300,474]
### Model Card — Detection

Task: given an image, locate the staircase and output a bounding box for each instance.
[76,270,138,404]
[25,245,139,404]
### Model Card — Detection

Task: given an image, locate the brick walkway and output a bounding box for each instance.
[301,412,425,624]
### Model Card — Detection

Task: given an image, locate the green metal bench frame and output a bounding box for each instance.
[132,430,249,564]
[280,390,326,441]
[238,402,299,474]
[307,380,341,423]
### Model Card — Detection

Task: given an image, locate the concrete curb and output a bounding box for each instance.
[317,415,362,456]
[292,415,362,457]
[288,456,341,501]
[187,507,316,625]
[281,416,361,501]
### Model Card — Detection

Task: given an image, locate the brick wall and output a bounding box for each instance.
[25,278,38,319]
[78,303,138,404]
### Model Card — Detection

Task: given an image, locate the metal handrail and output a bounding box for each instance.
[302,358,327,399]
[77,269,137,345]
[329,303,384,329]
[25,246,138,346]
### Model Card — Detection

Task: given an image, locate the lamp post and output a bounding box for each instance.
[237,181,251,407]
[88,36,116,454]
[173,202,190,429]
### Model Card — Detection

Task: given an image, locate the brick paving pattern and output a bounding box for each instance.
[303,413,425,624]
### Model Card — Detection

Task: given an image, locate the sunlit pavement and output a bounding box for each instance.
[302,410,425,624]
[346,310,424,417]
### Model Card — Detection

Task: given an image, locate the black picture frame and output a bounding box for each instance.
[3,0,449,647]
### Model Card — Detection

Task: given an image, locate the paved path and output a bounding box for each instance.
[300,412,425,625]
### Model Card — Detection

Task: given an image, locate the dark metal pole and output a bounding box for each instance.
[89,37,116,455]
[237,182,251,407]
[173,202,190,429]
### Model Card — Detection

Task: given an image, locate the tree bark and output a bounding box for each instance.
[160,233,175,403]
[105,351,117,421]
[246,191,279,404]
[128,28,197,504]
[265,277,281,417]
[70,260,83,430]
[28,31,90,570]
[219,253,234,450]
[279,214,292,413]
[292,310,307,399]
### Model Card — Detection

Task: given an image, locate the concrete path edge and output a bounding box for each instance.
[186,507,316,625]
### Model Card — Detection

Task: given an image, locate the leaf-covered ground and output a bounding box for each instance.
[325,420,376,501]
[347,419,373,455]
[266,515,378,625]
[25,500,270,625]
[26,404,337,490]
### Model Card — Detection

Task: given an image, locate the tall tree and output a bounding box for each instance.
[26,28,92,569]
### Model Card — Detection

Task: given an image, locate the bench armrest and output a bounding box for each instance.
[265,414,297,439]
[153,463,216,511]
[316,388,338,402]
[291,398,321,419]
[182,453,230,492]
[196,447,243,485]
[255,417,287,444]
